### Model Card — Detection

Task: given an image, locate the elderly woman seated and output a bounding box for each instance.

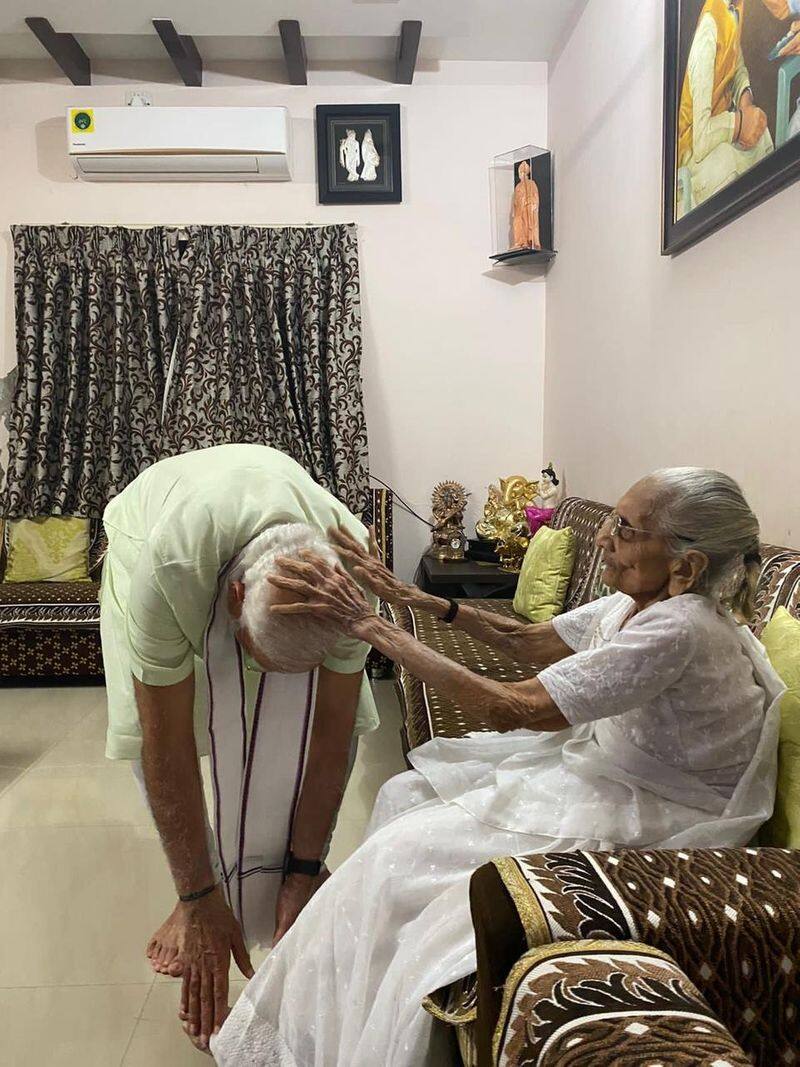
[212,468,784,1067]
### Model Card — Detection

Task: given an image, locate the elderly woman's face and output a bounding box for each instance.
[596,480,673,599]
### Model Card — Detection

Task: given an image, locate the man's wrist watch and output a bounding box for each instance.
[285,851,322,878]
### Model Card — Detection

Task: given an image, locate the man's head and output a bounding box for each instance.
[228,523,341,673]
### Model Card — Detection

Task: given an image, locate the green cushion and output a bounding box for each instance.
[3,517,91,583]
[512,525,576,623]
[759,607,800,848]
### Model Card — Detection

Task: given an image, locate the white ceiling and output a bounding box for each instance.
[0,1,587,64]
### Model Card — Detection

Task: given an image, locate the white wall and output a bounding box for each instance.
[544,0,800,546]
[0,61,548,578]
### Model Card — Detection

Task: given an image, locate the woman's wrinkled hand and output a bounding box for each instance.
[328,526,416,607]
[268,552,375,635]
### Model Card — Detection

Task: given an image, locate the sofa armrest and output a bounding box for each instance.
[470,847,800,1065]
[493,939,750,1066]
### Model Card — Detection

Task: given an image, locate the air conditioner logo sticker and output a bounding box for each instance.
[70,109,95,133]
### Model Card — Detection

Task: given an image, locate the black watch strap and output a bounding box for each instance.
[442,598,459,624]
[285,852,322,878]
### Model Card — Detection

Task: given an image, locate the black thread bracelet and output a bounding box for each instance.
[179,882,218,903]
[442,598,459,624]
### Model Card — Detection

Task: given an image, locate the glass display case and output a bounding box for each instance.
[490,144,555,263]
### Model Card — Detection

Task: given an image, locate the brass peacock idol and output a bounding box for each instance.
[429,481,470,562]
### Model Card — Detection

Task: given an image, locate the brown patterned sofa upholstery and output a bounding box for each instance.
[0,488,394,683]
[388,497,800,1065]
[390,495,800,751]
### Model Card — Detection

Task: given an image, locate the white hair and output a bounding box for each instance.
[648,467,761,622]
[234,523,341,673]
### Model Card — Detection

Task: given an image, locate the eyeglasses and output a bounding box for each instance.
[600,511,657,543]
[600,511,695,544]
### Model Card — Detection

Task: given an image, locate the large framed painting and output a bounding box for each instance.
[662,0,800,254]
[315,104,402,205]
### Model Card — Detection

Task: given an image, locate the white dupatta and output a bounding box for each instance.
[204,549,318,948]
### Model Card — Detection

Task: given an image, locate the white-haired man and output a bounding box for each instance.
[100,443,378,1051]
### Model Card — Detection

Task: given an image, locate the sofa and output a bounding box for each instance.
[389,496,800,1065]
[0,487,394,683]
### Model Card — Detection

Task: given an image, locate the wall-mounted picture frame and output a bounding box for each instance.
[315,104,402,205]
[662,0,800,256]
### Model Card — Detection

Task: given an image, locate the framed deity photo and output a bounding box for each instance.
[662,0,800,255]
[315,104,402,205]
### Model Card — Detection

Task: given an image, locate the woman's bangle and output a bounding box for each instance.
[179,882,218,903]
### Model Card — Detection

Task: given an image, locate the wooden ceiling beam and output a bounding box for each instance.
[25,17,90,85]
[395,19,422,84]
[278,19,307,85]
[152,18,203,87]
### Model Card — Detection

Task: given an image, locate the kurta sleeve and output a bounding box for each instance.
[125,548,197,686]
[538,602,696,726]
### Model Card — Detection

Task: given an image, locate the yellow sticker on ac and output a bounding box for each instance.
[70,108,95,134]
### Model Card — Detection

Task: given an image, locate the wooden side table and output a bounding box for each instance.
[417,555,519,600]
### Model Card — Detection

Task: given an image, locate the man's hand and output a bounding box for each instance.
[272,873,319,947]
[165,888,254,1051]
[737,101,768,149]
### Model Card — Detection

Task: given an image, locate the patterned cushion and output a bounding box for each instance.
[493,939,750,1066]
[388,599,540,751]
[475,847,800,1066]
[4,517,91,583]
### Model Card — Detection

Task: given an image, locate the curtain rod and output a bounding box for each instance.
[46,222,357,229]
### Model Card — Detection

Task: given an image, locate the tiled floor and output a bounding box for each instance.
[0,680,406,1066]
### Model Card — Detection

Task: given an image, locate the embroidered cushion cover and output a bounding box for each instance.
[3,517,91,583]
[512,525,576,623]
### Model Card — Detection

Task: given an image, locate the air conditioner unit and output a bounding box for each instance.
[66,106,292,182]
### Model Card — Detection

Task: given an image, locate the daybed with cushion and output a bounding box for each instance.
[389,496,800,1066]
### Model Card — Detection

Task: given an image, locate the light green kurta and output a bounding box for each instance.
[101,444,378,760]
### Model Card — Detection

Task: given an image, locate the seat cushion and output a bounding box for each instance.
[389,599,539,751]
[0,578,100,627]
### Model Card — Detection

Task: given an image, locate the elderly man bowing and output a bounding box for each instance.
[99,443,377,1051]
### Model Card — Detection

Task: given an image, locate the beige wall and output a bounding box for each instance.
[544,0,800,546]
[0,61,548,578]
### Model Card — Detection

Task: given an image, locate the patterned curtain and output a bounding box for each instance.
[2,226,174,518]
[161,224,369,516]
[2,223,369,519]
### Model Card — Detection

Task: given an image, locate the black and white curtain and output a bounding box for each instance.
[2,223,369,519]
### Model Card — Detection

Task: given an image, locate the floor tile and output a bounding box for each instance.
[0,764,26,797]
[0,686,102,768]
[123,981,221,1066]
[0,825,176,987]
[0,762,153,830]
[0,984,151,1067]
[37,705,110,767]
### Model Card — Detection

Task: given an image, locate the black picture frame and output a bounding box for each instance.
[315,104,402,205]
[662,0,800,255]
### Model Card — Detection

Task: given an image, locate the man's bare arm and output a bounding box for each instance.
[136,673,214,894]
[354,615,569,733]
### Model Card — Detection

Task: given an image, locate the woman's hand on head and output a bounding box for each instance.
[328,526,415,606]
[268,552,375,635]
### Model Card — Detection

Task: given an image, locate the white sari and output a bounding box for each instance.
[212,594,783,1066]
